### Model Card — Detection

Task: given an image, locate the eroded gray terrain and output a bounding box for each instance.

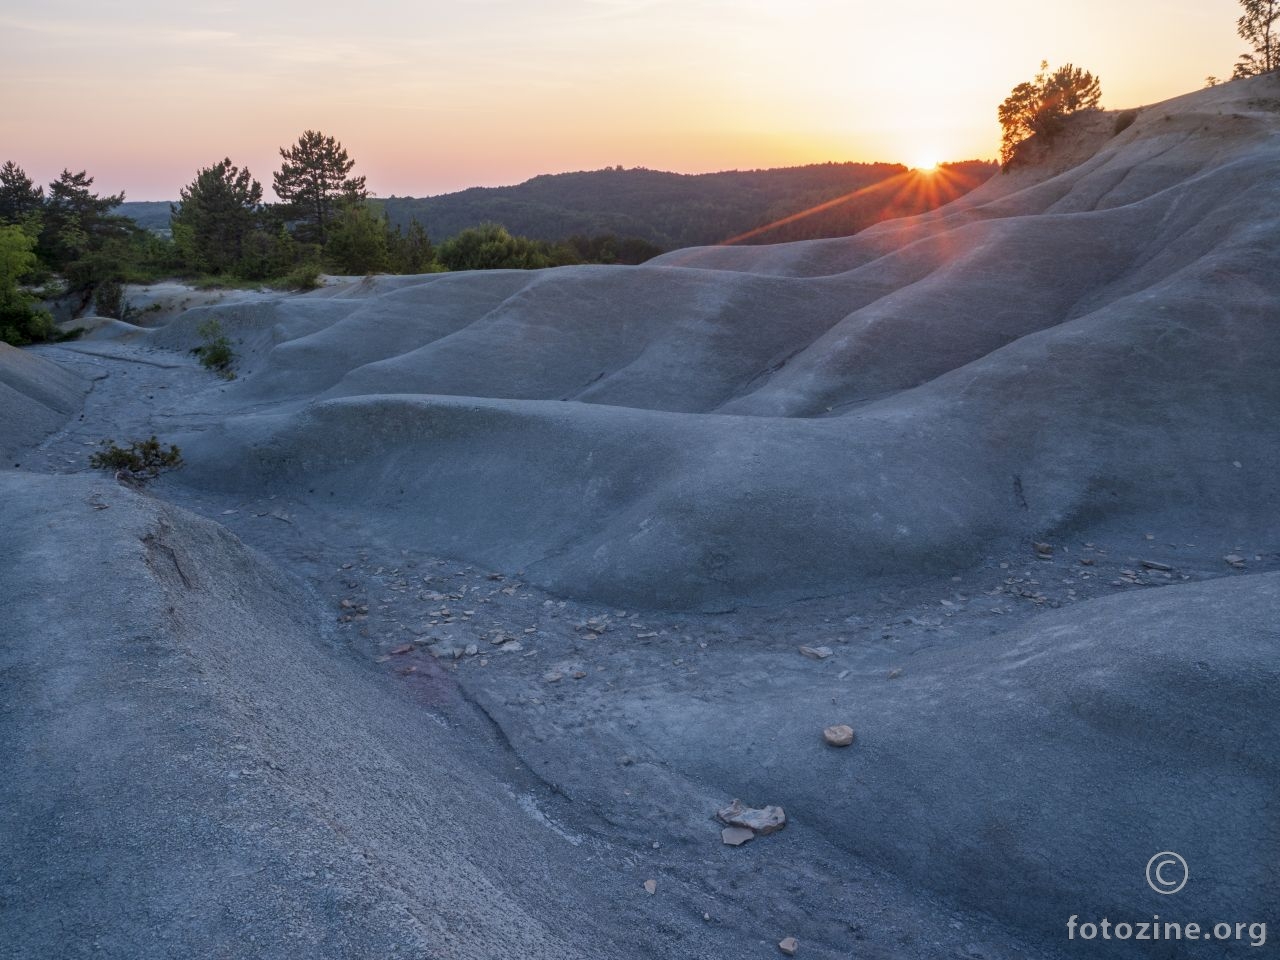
[3,76,1278,959]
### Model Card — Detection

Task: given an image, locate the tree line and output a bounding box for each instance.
[998,1,1278,170]
[0,130,668,346]
[379,162,943,251]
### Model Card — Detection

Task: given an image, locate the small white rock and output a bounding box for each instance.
[721,827,755,846]
[823,724,856,747]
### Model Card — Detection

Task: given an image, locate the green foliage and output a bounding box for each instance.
[325,202,390,274]
[386,219,438,274]
[171,158,265,275]
[999,62,1102,169]
[1235,0,1280,77]
[89,436,184,482]
[280,262,322,291]
[93,278,128,319]
[39,169,130,278]
[234,221,316,282]
[437,223,558,271]
[562,233,663,265]
[273,131,367,244]
[191,318,235,377]
[0,162,44,229]
[0,224,57,345]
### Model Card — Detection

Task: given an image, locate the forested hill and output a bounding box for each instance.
[377,161,997,248]
[114,201,172,233]
[117,160,998,250]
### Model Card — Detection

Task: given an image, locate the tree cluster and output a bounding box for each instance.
[1234,0,1279,77]
[1,162,157,343]
[998,62,1102,169]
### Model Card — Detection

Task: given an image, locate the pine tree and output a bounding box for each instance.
[39,170,127,270]
[171,158,264,275]
[0,162,44,226]
[272,131,367,244]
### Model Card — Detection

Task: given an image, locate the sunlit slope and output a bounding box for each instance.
[171,76,1280,605]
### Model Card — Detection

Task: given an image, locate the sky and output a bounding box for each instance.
[0,0,1246,201]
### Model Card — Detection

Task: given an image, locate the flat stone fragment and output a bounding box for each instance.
[717,799,786,835]
[823,724,856,747]
[779,937,799,955]
[798,645,833,660]
[721,826,755,846]
[643,879,657,895]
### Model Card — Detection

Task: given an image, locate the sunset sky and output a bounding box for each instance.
[1,0,1244,201]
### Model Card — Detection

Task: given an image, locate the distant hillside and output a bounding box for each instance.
[114,200,172,234]
[378,162,997,249]
[116,161,998,250]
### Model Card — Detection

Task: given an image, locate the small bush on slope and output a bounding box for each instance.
[191,318,235,378]
[90,436,184,483]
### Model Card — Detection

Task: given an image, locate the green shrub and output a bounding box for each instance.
[94,278,128,319]
[0,224,58,345]
[437,223,553,271]
[89,436,184,482]
[191,318,235,378]
[281,262,322,291]
[1113,109,1140,135]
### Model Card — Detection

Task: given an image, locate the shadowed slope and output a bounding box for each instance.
[0,343,88,461]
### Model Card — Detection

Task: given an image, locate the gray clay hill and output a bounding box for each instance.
[2,76,1278,959]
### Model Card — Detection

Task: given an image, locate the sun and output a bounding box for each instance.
[912,156,940,172]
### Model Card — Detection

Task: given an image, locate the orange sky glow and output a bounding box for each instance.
[1,0,1246,201]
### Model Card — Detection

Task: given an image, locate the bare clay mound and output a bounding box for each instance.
[0,343,87,461]
[167,77,1280,608]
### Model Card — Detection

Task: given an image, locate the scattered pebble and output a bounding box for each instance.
[643,879,657,895]
[543,671,563,683]
[721,827,755,846]
[799,645,833,661]
[779,937,799,955]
